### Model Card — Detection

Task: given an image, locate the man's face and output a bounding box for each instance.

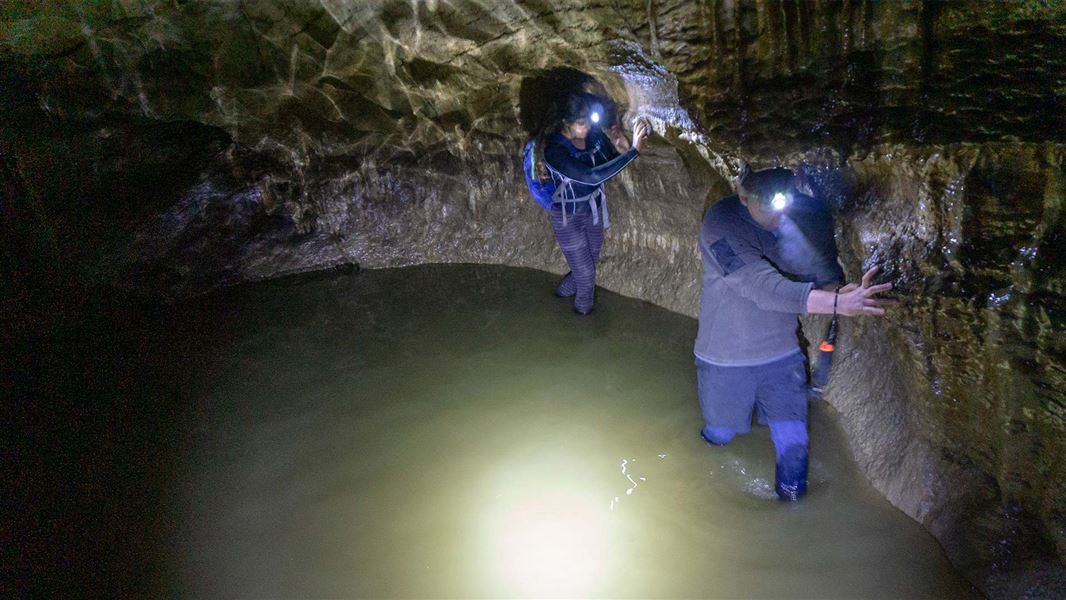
[739,193,783,231]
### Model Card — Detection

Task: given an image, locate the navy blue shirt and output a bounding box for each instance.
[543,130,638,204]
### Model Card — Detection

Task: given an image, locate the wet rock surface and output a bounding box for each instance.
[809,143,1066,596]
[649,1,1066,154]
[3,1,1065,596]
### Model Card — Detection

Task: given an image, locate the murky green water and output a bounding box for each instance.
[156,264,972,598]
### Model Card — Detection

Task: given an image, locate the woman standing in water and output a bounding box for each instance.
[532,93,651,315]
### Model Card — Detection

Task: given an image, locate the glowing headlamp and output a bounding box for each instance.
[770,192,789,211]
[588,101,604,126]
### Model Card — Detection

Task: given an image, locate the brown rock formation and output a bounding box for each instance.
[3,1,1064,596]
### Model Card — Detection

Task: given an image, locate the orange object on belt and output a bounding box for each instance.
[819,341,835,352]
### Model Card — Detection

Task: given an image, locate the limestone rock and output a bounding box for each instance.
[3,1,1065,596]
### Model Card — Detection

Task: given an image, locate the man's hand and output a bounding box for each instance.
[806,265,897,316]
[836,266,896,316]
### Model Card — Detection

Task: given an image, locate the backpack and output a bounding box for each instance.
[522,139,555,211]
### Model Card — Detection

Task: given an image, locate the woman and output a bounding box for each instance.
[534,93,651,315]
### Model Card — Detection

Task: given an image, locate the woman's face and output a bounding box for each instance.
[564,117,590,140]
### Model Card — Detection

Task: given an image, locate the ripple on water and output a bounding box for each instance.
[162,264,975,599]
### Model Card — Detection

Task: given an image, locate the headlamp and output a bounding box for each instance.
[770,192,789,211]
[588,101,604,126]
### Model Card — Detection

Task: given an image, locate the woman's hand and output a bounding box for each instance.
[606,125,630,152]
[633,117,651,152]
[836,266,897,316]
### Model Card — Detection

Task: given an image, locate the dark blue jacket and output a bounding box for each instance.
[543,130,638,206]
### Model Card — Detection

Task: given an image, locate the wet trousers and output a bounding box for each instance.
[550,205,604,313]
[696,355,810,500]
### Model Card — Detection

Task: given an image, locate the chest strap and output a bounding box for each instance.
[547,171,610,229]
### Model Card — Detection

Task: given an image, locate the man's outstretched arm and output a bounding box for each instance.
[806,265,896,316]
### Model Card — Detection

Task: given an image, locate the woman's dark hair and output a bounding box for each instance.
[562,93,591,123]
[529,92,589,182]
[529,104,560,182]
[529,90,620,183]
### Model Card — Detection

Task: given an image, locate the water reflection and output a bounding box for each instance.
[167,264,973,598]
[478,455,613,597]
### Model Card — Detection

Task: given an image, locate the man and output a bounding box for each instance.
[694,165,895,500]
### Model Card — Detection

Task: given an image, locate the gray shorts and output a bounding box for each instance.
[695,352,808,433]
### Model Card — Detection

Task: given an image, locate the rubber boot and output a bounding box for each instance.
[770,420,809,501]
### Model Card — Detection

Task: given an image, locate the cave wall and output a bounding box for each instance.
[1,0,723,310]
[3,1,1065,596]
[645,2,1066,593]
[829,144,1066,596]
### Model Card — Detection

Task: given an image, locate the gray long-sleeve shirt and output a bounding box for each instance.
[694,195,844,366]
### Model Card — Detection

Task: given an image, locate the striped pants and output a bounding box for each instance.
[550,205,604,313]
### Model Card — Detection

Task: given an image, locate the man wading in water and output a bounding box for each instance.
[694,165,897,500]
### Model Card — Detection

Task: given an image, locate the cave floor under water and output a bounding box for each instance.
[46,264,977,598]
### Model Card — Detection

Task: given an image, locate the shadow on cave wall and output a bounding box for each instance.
[1,61,229,312]
[518,66,641,141]
[518,67,600,137]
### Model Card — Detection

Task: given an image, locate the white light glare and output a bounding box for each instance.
[771,192,788,211]
[479,459,613,597]
[590,111,601,124]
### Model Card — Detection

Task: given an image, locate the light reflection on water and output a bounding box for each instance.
[172,264,973,598]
